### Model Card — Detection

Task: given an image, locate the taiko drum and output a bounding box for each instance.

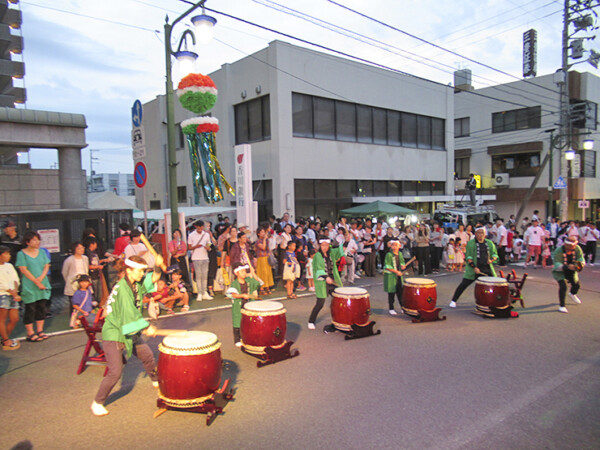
[241,300,287,355]
[402,278,437,316]
[474,276,510,312]
[157,331,222,408]
[331,287,371,331]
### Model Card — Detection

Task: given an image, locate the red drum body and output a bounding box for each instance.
[474,277,510,312]
[331,287,371,331]
[402,278,437,316]
[157,331,222,408]
[241,301,287,355]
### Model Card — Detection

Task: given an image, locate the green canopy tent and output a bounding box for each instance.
[339,200,416,217]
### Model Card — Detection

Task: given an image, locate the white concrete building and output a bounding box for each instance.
[138,40,458,222]
[454,70,600,222]
[88,172,135,197]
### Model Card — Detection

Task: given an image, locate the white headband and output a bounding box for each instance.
[389,239,400,244]
[125,258,148,270]
[233,264,250,274]
[319,239,331,244]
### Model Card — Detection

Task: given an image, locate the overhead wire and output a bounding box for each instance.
[324,0,565,97]
[251,0,561,110]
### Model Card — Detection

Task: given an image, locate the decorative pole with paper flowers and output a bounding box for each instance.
[178,73,233,204]
[164,0,217,230]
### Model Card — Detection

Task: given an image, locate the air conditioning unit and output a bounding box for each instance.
[495,173,510,187]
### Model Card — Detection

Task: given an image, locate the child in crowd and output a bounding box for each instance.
[144,278,177,317]
[71,274,95,328]
[513,233,524,262]
[541,237,553,268]
[306,249,316,292]
[445,238,456,271]
[226,262,260,347]
[454,238,464,272]
[0,245,21,350]
[283,241,300,299]
[168,269,190,312]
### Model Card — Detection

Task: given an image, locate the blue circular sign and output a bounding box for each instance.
[132,99,143,128]
[134,161,147,188]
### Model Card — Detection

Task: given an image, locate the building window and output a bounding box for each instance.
[455,117,470,138]
[417,116,432,149]
[454,157,470,179]
[313,97,335,140]
[234,95,271,144]
[373,108,387,145]
[335,101,356,142]
[492,152,541,177]
[431,118,445,150]
[177,186,187,203]
[291,92,445,150]
[149,200,161,210]
[492,106,541,133]
[356,105,372,144]
[387,111,401,146]
[401,113,417,147]
[292,93,313,137]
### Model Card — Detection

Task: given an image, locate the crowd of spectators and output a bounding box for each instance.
[0,211,597,350]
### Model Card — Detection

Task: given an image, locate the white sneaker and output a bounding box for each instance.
[307,323,316,330]
[449,301,457,308]
[202,292,213,300]
[152,381,159,389]
[568,293,581,304]
[91,401,109,416]
[558,306,568,313]
[196,294,203,302]
[235,341,242,348]
[389,309,398,315]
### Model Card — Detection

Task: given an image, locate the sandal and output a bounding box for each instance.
[181,305,190,312]
[26,334,41,342]
[287,294,297,299]
[36,332,49,340]
[2,339,21,350]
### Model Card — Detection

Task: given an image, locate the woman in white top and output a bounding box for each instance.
[123,230,155,268]
[61,241,89,300]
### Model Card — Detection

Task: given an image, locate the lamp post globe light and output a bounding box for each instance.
[164,0,216,231]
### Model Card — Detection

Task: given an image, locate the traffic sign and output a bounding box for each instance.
[578,200,590,208]
[134,161,147,188]
[132,99,142,127]
[553,176,567,190]
[132,126,145,160]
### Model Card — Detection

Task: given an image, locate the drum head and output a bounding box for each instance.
[404,278,436,287]
[334,287,367,296]
[477,276,507,285]
[162,331,217,349]
[244,300,283,312]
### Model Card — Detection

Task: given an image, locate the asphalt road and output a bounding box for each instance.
[2,265,599,450]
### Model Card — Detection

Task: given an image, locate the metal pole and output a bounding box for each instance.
[548,131,554,219]
[164,0,207,233]
[164,20,179,232]
[559,0,570,222]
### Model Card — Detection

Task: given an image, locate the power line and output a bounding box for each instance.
[202,5,559,111]
[251,0,560,109]
[21,1,160,33]
[325,0,564,97]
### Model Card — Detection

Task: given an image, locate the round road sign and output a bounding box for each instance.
[134,161,147,188]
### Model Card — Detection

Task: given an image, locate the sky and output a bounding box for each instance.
[14,0,597,174]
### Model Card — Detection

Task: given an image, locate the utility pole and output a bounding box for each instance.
[559,0,570,222]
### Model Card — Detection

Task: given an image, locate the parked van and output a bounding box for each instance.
[433,205,499,230]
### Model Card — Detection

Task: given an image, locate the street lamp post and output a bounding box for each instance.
[164,0,215,232]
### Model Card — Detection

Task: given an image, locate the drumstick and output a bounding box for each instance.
[140,233,168,272]
[403,256,417,267]
[145,325,187,337]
